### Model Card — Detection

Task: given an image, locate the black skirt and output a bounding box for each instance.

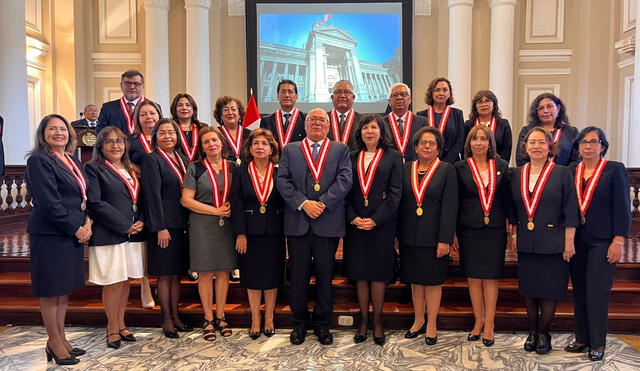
[147,228,189,276]
[518,251,569,300]
[399,242,449,286]
[30,234,85,297]
[344,222,395,282]
[238,234,286,290]
[457,226,507,279]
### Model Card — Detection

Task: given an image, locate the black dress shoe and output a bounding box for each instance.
[119,328,136,342]
[524,331,537,352]
[588,349,605,361]
[106,333,121,349]
[467,333,481,341]
[353,333,368,344]
[163,330,179,339]
[249,330,261,340]
[373,335,385,346]
[290,327,306,345]
[425,336,438,346]
[69,347,86,357]
[404,324,426,339]
[316,328,333,345]
[482,338,495,347]
[564,342,589,353]
[174,323,193,332]
[263,328,276,337]
[45,347,80,365]
[535,332,552,354]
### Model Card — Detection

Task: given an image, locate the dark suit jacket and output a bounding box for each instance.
[327,110,363,151]
[276,139,353,237]
[416,107,465,163]
[140,151,189,232]
[455,158,510,229]
[97,99,130,135]
[85,162,146,245]
[464,118,513,163]
[26,150,87,236]
[0,115,4,176]
[71,118,97,128]
[569,161,631,243]
[510,164,579,254]
[383,113,428,163]
[260,110,307,147]
[346,149,403,226]
[397,161,458,247]
[230,164,285,236]
[128,134,151,166]
[516,124,579,166]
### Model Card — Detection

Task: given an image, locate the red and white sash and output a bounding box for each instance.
[248,161,275,206]
[387,112,413,155]
[330,109,356,144]
[357,149,384,203]
[178,125,199,162]
[220,125,244,160]
[575,159,608,218]
[119,96,146,135]
[427,106,451,133]
[475,117,497,135]
[157,148,186,185]
[203,158,230,207]
[275,108,300,148]
[103,161,140,207]
[301,139,331,187]
[467,158,497,219]
[520,161,555,223]
[139,135,153,154]
[54,152,87,202]
[411,159,441,208]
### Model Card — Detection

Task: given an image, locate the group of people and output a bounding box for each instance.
[26,70,630,366]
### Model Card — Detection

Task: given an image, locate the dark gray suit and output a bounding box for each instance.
[276,138,352,329]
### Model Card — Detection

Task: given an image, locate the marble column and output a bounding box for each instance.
[448,0,475,112]
[0,0,30,165]
[489,0,517,123]
[632,1,640,166]
[143,0,171,111]
[185,0,212,124]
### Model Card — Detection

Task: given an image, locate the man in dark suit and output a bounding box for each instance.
[384,83,427,162]
[327,80,362,150]
[71,104,99,128]
[97,69,147,135]
[276,108,353,345]
[260,79,306,148]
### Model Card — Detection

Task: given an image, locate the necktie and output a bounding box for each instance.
[339,113,346,132]
[311,143,320,161]
[283,112,291,131]
[127,102,135,115]
[397,118,404,136]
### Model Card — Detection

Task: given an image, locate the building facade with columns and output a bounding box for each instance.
[1,0,639,166]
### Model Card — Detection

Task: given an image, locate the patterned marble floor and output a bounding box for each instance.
[0,326,638,370]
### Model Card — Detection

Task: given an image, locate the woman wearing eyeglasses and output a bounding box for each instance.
[464,90,512,163]
[564,127,631,361]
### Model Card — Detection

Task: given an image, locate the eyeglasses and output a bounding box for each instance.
[333,90,354,96]
[122,81,144,87]
[390,92,410,99]
[158,130,176,137]
[579,139,602,146]
[418,140,437,147]
[306,117,329,124]
[104,139,125,146]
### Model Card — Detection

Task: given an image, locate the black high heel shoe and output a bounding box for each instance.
[482,337,494,347]
[404,324,426,339]
[425,336,438,346]
[119,328,136,342]
[564,342,589,353]
[263,328,276,337]
[45,347,79,366]
[69,347,86,357]
[106,332,121,349]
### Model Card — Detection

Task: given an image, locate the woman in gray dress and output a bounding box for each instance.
[181,126,237,340]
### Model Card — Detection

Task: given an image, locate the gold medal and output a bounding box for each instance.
[416,206,423,216]
[259,205,266,214]
[364,197,369,207]
[218,217,225,227]
[236,158,242,165]
[132,204,137,212]
[527,220,535,231]
[484,215,490,225]
[80,200,86,211]
[314,183,321,192]
[579,215,586,225]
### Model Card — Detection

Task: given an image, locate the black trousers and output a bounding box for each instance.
[570,238,616,349]
[287,230,339,329]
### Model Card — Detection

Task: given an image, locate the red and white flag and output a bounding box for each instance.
[244,88,261,130]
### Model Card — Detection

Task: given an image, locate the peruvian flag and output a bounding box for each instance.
[323,14,332,23]
[244,88,261,130]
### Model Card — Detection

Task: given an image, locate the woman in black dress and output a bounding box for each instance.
[26,114,91,365]
[345,114,402,346]
[516,93,578,166]
[416,77,465,163]
[509,127,578,354]
[565,127,631,361]
[85,127,145,349]
[214,96,252,166]
[454,125,510,347]
[141,118,191,338]
[171,93,208,163]
[464,90,512,162]
[398,126,458,345]
[230,128,285,339]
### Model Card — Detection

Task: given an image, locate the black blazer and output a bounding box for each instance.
[516,124,579,166]
[455,158,510,229]
[85,162,146,245]
[26,150,88,236]
[327,110,363,151]
[71,118,96,128]
[260,110,307,146]
[346,149,403,226]
[397,161,458,247]
[464,118,513,163]
[97,99,130,135]
[510,164,579,254]
[230,163,285,236]
[569,161,631,243]
[128,134,151,166]
[383,113,428,163]
[140,151,189,232]
[416,107,465,163]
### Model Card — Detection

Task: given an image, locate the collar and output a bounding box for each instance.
[305,137,326,147]
[334,108,352,117]
[126,97,141,105]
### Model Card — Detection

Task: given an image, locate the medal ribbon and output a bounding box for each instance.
[157,148,187,185]
[387,112,413,155]
[219,125,244,159]
[54,152,87,201]
[427,106,451,133]
[203,158,230,207]
[475,117,497,135]
[178,125,199,162]
[139,134,153,154]
[466,158,497,217]
[357,148,384,201]
[411,158,441,207]
[103,161,140,206]
[301,139,331,186]
[552,128,562,143]
[248,161,275,206]
[575,159,607,217]
[330,109,355,144]
[275,108,300,148]
[520,161,555,222]
[119,96,146,135]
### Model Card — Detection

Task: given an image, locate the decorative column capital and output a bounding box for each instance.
[615,35,636,56]
[489,0,517,8]
[448,0,474,9]
[184,0,211,11]
[143,0,170,10]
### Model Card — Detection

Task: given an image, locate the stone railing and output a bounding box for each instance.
[0,166,32,223]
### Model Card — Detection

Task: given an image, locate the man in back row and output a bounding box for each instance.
[260,79,306,149]
[327,80,362,150]
[71,105,99,128]
[97,69,148,135]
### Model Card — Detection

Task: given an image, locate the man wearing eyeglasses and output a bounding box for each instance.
[97,70,150,136]
[384,83,427,162]
[260,79,307,149]
[327,80,362,150]
[277,108,352,346]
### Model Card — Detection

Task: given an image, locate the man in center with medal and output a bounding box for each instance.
[276,108,353,346]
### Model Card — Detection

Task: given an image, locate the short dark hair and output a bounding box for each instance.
[121,69,144,84]
[151,118,182,150]
[196,126,229,161]
[243,128,280,164]
[170,93,206,128]
[90,126,138,176]
[519,126,558,161]
[213,96,245,126]
[277,79,298,95]
[413,126,444,155]
[468,90,502,122]
[354,114,390,151]
[463,125,498,160]
[425,77,454,106]
[573,126,610,157]
[527,92,571,129]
